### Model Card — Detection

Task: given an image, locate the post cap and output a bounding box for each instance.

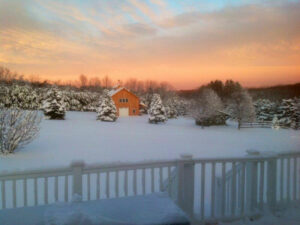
[70,160,85,167]
[180,154,193,160]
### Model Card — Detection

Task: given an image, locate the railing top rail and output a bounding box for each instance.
[83,160,178,172]
[1,151,299,179]
[0,167,72,180]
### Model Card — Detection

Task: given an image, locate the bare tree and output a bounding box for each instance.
[102,75,113,88]
[0,107,42,154]
[79,74,88,87]
[191,88,224,126]
[226,89,256,129]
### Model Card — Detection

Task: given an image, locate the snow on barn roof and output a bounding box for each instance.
[108,87,139,98]
[108,87,124,96]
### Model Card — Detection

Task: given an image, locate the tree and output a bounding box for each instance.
[102,75,113,88]
[97,90,117,122]
[226,89,256,129]
[0,107,41,154]
[79,74,88,88]
[191,88,225,127]
[148,94,167,124]
[42,88,66,120]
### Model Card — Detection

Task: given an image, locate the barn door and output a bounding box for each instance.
[119,107,129,117]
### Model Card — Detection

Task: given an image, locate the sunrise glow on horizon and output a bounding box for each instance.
[1,0,300,89]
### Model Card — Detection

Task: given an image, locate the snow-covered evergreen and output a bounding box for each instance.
[254,99,276,121]
[96,91,117,122]
[164,97,178,119]
[42,88,66,120]
[148,94,167,124]
[276,98,300,129]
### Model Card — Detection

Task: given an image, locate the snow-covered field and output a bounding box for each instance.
[1,111,299,172]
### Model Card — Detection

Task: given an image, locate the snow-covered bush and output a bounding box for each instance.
[42,88,66,120]
[0,107,41,154]
[226,89,256,129]
[148,94,167,124]
[191,88,225,127]
[96,91,117,122]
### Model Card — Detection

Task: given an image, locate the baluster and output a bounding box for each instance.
[124,170,128,196]
[24,178,27,207]
[87,173,91,201]
[293,158,297,201]
[201,162,206,221]
[96,173,100,199]
[1,180,5,209]
[231,162,236,216]
[221,162,226,217]
[287,158,291,203]
[151,168,155,193]
[12,179,16,208]
[280,158,284,203]
[259,161,265,209]
[65,176,68,202]
[240,162,245,216]
[115,171,119,198]
[211,162,216,218]
[34,178,38,206]
[159,167,163,191]
[168,166,171,194]
[55,176,58,201]
[133,169,137,195]
[142,168,146,195]
[44,177,48,204]
[106,172,110,198]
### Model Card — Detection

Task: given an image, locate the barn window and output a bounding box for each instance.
[126,99,128,102]
[119,99,122,102]
[133,109,136,114]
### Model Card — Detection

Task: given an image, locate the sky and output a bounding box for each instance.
[0,0,300,89]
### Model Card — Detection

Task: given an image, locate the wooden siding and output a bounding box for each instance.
[111,89,139,116]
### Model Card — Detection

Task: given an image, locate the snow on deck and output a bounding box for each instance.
[0,111,299,172]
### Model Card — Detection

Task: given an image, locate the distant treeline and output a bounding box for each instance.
[178,80,300,101]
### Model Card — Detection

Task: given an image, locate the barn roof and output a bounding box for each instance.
[108,87,139,99]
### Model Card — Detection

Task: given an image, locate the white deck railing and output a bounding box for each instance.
[0,151,299,224]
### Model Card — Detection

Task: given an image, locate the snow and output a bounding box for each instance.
[0,111,299,172]
[221,205,300,225]
[0,193,189,225]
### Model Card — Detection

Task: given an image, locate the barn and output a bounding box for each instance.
[109,86,140,117]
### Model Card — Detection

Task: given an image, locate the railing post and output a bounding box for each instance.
[177,154,195,218]
[267,157,277,211]
[71,161,84,201]
[245,150,259,213]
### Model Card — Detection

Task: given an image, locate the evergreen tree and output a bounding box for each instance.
[42,88,66,120]
[254,99,276,121]
[148,94,167,124]
[165,97,178,119]
[96,91,117,122]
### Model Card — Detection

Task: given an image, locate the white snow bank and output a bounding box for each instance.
[0,111,299,172]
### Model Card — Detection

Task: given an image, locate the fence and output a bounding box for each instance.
[240,121,300,129]
[0,151,299,224]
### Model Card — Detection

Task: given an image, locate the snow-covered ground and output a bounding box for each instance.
[221,206,300,225]
[1,111,299,172]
